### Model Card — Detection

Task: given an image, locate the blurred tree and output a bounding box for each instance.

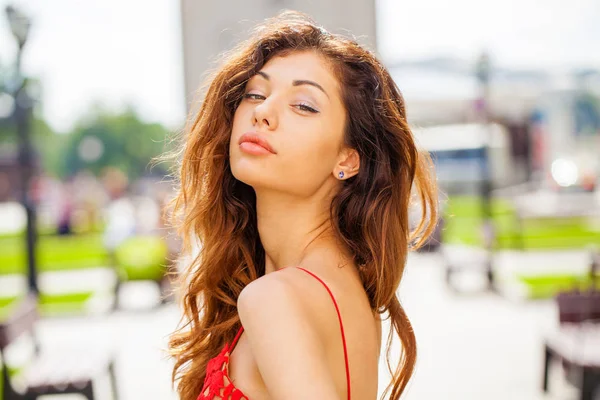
[32,117,64,176]
[1,63,62,177]
[2,58,172,181]
[61,106,171,179]
[0,115,65,177]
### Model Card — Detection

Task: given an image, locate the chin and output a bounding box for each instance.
[230,158,268,189]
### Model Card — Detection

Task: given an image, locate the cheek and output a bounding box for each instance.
[231,106,247,141]
[281,122,342,181]
[301,119,342,163]
[230,105,251,158]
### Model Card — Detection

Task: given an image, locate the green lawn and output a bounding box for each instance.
[0,296,20,321]
[517,273,600,299]
[114,235,168,281]
[442,196,600,249]
[0,233,109,274]
[0,292,98,319]
[0,233,168,277]
[443,196,600,299]
[1,232,168,317]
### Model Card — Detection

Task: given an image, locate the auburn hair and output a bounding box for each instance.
[169,11,437,400]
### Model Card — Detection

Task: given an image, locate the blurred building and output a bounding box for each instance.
[533,77,600,189]
[391,60,600,189]
[180,0,377,110]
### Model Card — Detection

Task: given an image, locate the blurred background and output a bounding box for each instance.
[0,0,599,399]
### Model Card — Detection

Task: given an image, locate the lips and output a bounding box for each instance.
[238,132,276,154]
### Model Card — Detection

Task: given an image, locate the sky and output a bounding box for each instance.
[0,0,185,132]
[377,0,600,68]
[0,0,599,133]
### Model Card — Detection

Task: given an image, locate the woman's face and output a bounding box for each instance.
[230,50,351,197]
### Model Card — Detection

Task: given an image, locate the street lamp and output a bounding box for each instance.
[475,51,495,291]
[5,5,30,49]
[5,4,38,294]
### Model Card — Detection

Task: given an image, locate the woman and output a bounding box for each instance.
[169,11,437,400]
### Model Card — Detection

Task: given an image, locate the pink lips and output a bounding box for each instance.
[238,132,276,155]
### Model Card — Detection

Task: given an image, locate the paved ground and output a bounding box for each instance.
[32,252,587,400]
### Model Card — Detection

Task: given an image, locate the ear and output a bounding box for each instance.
[333,148,360,180]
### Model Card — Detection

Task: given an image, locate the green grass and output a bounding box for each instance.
[0,232,115,317]
[114,235,168,281]
[442,196,600,249]
[1,232,167,316]
[517,273,600,299]
[0,296,20,321]
[0,233,109,274]
[2,231,168,290]
[38,291,96,315]
[0,292,97,319]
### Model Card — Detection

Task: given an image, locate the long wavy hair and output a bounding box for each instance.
[169,11,437,400]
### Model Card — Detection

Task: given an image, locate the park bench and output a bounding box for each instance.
[0,295,119,400]
[542,252,600,400]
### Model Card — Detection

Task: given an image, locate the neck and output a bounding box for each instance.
[255,186,342,273]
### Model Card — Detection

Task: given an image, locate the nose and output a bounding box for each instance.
[252,98,278,131]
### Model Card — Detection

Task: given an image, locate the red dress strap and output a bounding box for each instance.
[231,325,244,350]
[295,267,351,400]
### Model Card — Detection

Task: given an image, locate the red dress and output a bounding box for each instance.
[197,267,351,400]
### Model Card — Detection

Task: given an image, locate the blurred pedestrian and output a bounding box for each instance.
[56,179,74,235]
[101,167,136,252]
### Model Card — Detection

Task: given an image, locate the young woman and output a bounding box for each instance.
[169,11,437,400]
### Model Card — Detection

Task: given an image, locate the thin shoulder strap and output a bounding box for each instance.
[296,267,351,400]
[230,325,244,350]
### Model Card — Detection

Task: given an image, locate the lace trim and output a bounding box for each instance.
[197,341,248,400]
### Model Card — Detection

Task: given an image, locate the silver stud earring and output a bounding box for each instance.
[338,171,345,179]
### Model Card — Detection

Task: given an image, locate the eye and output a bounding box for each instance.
[294,102,319,114]
[243,93,265,101]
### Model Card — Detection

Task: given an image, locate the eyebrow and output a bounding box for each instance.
[256,71,329,98]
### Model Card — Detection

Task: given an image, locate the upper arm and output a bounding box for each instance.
[237,271,339,400]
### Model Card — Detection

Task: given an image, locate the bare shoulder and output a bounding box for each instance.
[237,261,368,337]
[236,267,341,399]
[237,267,319,328]
[236,264,378,399]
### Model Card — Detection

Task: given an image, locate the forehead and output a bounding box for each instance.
[254,51,340,90]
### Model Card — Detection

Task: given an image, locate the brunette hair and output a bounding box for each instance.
[169,11,437,400]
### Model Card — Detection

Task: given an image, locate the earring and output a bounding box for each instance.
[338,171,345,179]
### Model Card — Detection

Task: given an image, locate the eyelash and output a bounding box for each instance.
[243,93,319,114]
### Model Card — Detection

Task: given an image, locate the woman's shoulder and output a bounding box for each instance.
[237,263,350,332]
[237,267,298,316]
[235,265,347,399]
[238,267,318,324]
